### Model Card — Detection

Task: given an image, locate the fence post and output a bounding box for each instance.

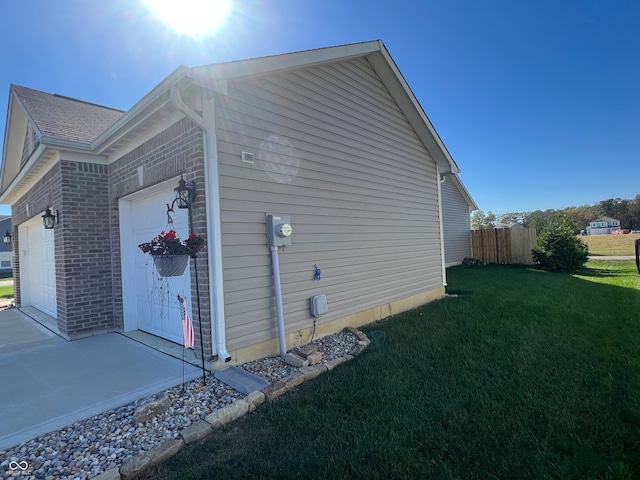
[635,239,639,274]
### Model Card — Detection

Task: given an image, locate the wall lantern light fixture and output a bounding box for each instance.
[2,231,11,244]
[173,174,196,210]
[42,207,59,229]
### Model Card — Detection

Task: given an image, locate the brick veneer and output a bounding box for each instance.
[12,117,212,355]
[12,166,62,317]
[12,161,114,338]
[109,117,213,360]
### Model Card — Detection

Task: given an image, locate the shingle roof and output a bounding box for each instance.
[11,84,125,144]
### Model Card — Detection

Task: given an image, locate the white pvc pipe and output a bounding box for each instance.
[170,86,231,363]
[270,245,287,358]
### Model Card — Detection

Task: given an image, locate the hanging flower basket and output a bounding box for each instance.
[139,229,205,277]
[153,254,190,277]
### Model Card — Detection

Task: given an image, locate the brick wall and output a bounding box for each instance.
[11,116,213,355]
[12,163,62,327]
[11,161,115,338]
[57,161,114,337]
[109,117,213,359]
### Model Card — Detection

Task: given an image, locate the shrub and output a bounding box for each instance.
[531,217,588,272]
[461,257,484,267]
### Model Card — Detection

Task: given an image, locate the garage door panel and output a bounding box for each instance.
[125,187,192,344]
[23,222,57,318]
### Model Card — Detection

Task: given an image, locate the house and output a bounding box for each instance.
[0,216,12,272]
[441,174,477,266]
[0,41,474,367]
[586,216,620,235]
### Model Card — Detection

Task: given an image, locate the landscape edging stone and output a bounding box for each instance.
[113,327,368,478]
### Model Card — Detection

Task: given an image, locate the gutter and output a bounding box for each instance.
[170,85,231,363]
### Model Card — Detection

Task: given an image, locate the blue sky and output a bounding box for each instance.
[1,0,638,217]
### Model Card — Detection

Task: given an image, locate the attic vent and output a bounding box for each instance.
[241,152,254,164]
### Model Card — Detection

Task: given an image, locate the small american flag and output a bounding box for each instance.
[178,295,195,349]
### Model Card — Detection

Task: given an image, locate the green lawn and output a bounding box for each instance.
[581,233,640,256]
[0,284,13,298]
[141,260,640,479]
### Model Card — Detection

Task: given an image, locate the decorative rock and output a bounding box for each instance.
[324,355,352,371]
[245,391,265,413]
[262,380,288,402]
[298,344,318,357]
[119,439,183,480]
[346,326,367,341]
[350,344,366,356]
[133,393,172,424]
[284,353,308,368]
[0,328,361,480]
[299,364,327,381]
[307,351,323,365]
[180,420,213,445]
[282,371,305,389]
[204,399,249,429]
[91,466,121,480]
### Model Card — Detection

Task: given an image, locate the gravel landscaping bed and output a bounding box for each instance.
[0,329,360,479]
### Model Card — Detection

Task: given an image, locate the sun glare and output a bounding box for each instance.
[142,0,230,36]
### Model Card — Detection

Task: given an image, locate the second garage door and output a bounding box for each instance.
[20,216,57,318]
[121,184,193,345]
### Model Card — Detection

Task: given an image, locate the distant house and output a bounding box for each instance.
[0,216,11,272]
[495,223,525,230]
[586,217,620,235]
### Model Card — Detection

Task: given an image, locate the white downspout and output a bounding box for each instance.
[270,246,287,358]
[170,86,231,362]
[437,165,447,287]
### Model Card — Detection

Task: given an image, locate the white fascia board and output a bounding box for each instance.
[0,143,54,204]
[370,42,460,175]
[92,65,192,153]
[0,143,107,205]
[191,41,381,82]
[39,135,94,152]
[1,89,45,195]
[1,93,21,194]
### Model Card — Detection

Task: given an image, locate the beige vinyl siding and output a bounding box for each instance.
[215,57,443,352]
[441,178,472,266]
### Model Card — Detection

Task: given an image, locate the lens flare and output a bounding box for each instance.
[142,0,230,37]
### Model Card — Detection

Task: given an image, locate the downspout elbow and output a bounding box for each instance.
[170,86,206,129]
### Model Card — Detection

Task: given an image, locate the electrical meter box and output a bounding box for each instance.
[266,214,292,247]
[310,294,328,317]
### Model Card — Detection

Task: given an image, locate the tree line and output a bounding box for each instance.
[471,195,640,233]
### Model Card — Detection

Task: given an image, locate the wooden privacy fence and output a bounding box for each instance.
[471,228,538,265]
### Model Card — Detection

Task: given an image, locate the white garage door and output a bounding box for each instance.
[121,185,192,345]
[21,218,57,318]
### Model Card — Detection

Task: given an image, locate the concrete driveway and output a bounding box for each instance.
[0,308,199,450]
